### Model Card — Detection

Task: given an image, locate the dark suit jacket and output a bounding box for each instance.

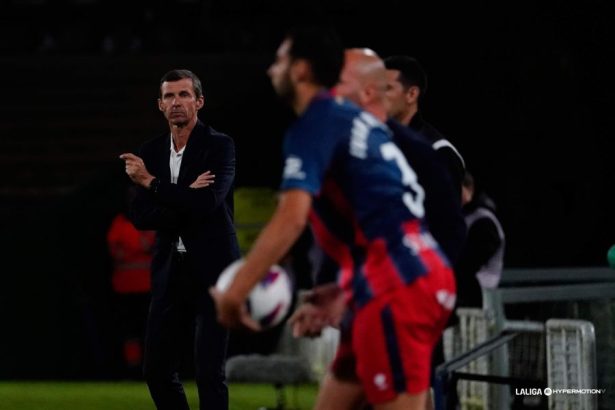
[408,112,465,197]
[129,120,240,297]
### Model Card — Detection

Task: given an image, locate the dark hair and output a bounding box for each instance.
[285,26,343,88]
[384,55,428,95]
[159,69,203,99]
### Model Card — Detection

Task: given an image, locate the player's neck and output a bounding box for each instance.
[366,102,387,122]
[293,84,326,115]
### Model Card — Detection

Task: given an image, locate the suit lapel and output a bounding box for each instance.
[178,121,210,185]
[158,134,172,183]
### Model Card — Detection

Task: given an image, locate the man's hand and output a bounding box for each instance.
[119,153,155,188]
[190,171,215,188]
[290,284,346,338]
[289,302,330,337]
[209,287,261,331]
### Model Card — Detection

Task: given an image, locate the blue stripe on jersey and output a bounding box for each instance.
[381,305,406,393]
[351,250,372,305]
[387,228,429,284]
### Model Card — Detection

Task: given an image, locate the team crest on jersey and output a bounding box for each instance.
[436,290,456,310]
[373,373,388,391]
[283,156,306,180]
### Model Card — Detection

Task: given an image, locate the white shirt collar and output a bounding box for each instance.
[169,134,186,156]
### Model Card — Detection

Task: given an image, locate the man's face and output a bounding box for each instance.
[267,38,294,101]
[158,78,204,127]
[335,63,362,105]
[385,69,407,119]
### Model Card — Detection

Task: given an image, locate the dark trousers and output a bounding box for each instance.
[143,252,229,410]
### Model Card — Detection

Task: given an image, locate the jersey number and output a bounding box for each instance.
[380,142,425,218]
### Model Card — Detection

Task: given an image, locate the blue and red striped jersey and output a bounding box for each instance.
[280,94,449,307]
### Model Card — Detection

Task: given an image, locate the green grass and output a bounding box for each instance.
[0,381,318,410]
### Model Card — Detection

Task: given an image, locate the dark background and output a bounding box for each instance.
[0,0,613,378]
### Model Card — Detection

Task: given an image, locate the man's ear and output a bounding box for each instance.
[405,85,420,105]
[360,84,375,106]
[157,98,164,112]
[196,95,205,110]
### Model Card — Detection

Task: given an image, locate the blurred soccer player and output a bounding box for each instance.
[457,171,505,307]
[211,28,456,410]
[336,48,465,265]
[326,48,466,410]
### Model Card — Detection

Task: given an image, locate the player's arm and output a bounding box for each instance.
[211,189,312,329]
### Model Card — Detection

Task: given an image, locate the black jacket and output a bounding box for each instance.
[388,119,466,265]
[409,112,465,196]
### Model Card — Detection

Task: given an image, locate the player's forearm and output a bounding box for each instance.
[225,190,310,302]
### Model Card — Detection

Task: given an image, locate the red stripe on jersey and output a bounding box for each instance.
[363,238,405,296]
[309,209,355,295]
[320,179,409,298]
[321,179,369,247]
[321,178,353,221]
[402,220,448,272]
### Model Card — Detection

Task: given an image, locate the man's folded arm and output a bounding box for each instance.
[129,186,181,230]
[152,136,236,221]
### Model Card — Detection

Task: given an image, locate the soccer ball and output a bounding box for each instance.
[216,259,293,329]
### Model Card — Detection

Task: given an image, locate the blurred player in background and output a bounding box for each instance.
[331,47,466,409]
[456,171,505,308]
[211,27,456,410]
[107,185,155,378]
[336,48,465,266]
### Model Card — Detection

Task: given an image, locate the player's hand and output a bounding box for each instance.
[305,283,346,327]
[119,153,154,187]
[290,284,346,337]
[209,287,261,332]
[190,171,215,188]
[289,303,330,337]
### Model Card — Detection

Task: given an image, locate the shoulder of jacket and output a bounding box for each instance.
[433,139,466,169]
[206,126,234,146]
